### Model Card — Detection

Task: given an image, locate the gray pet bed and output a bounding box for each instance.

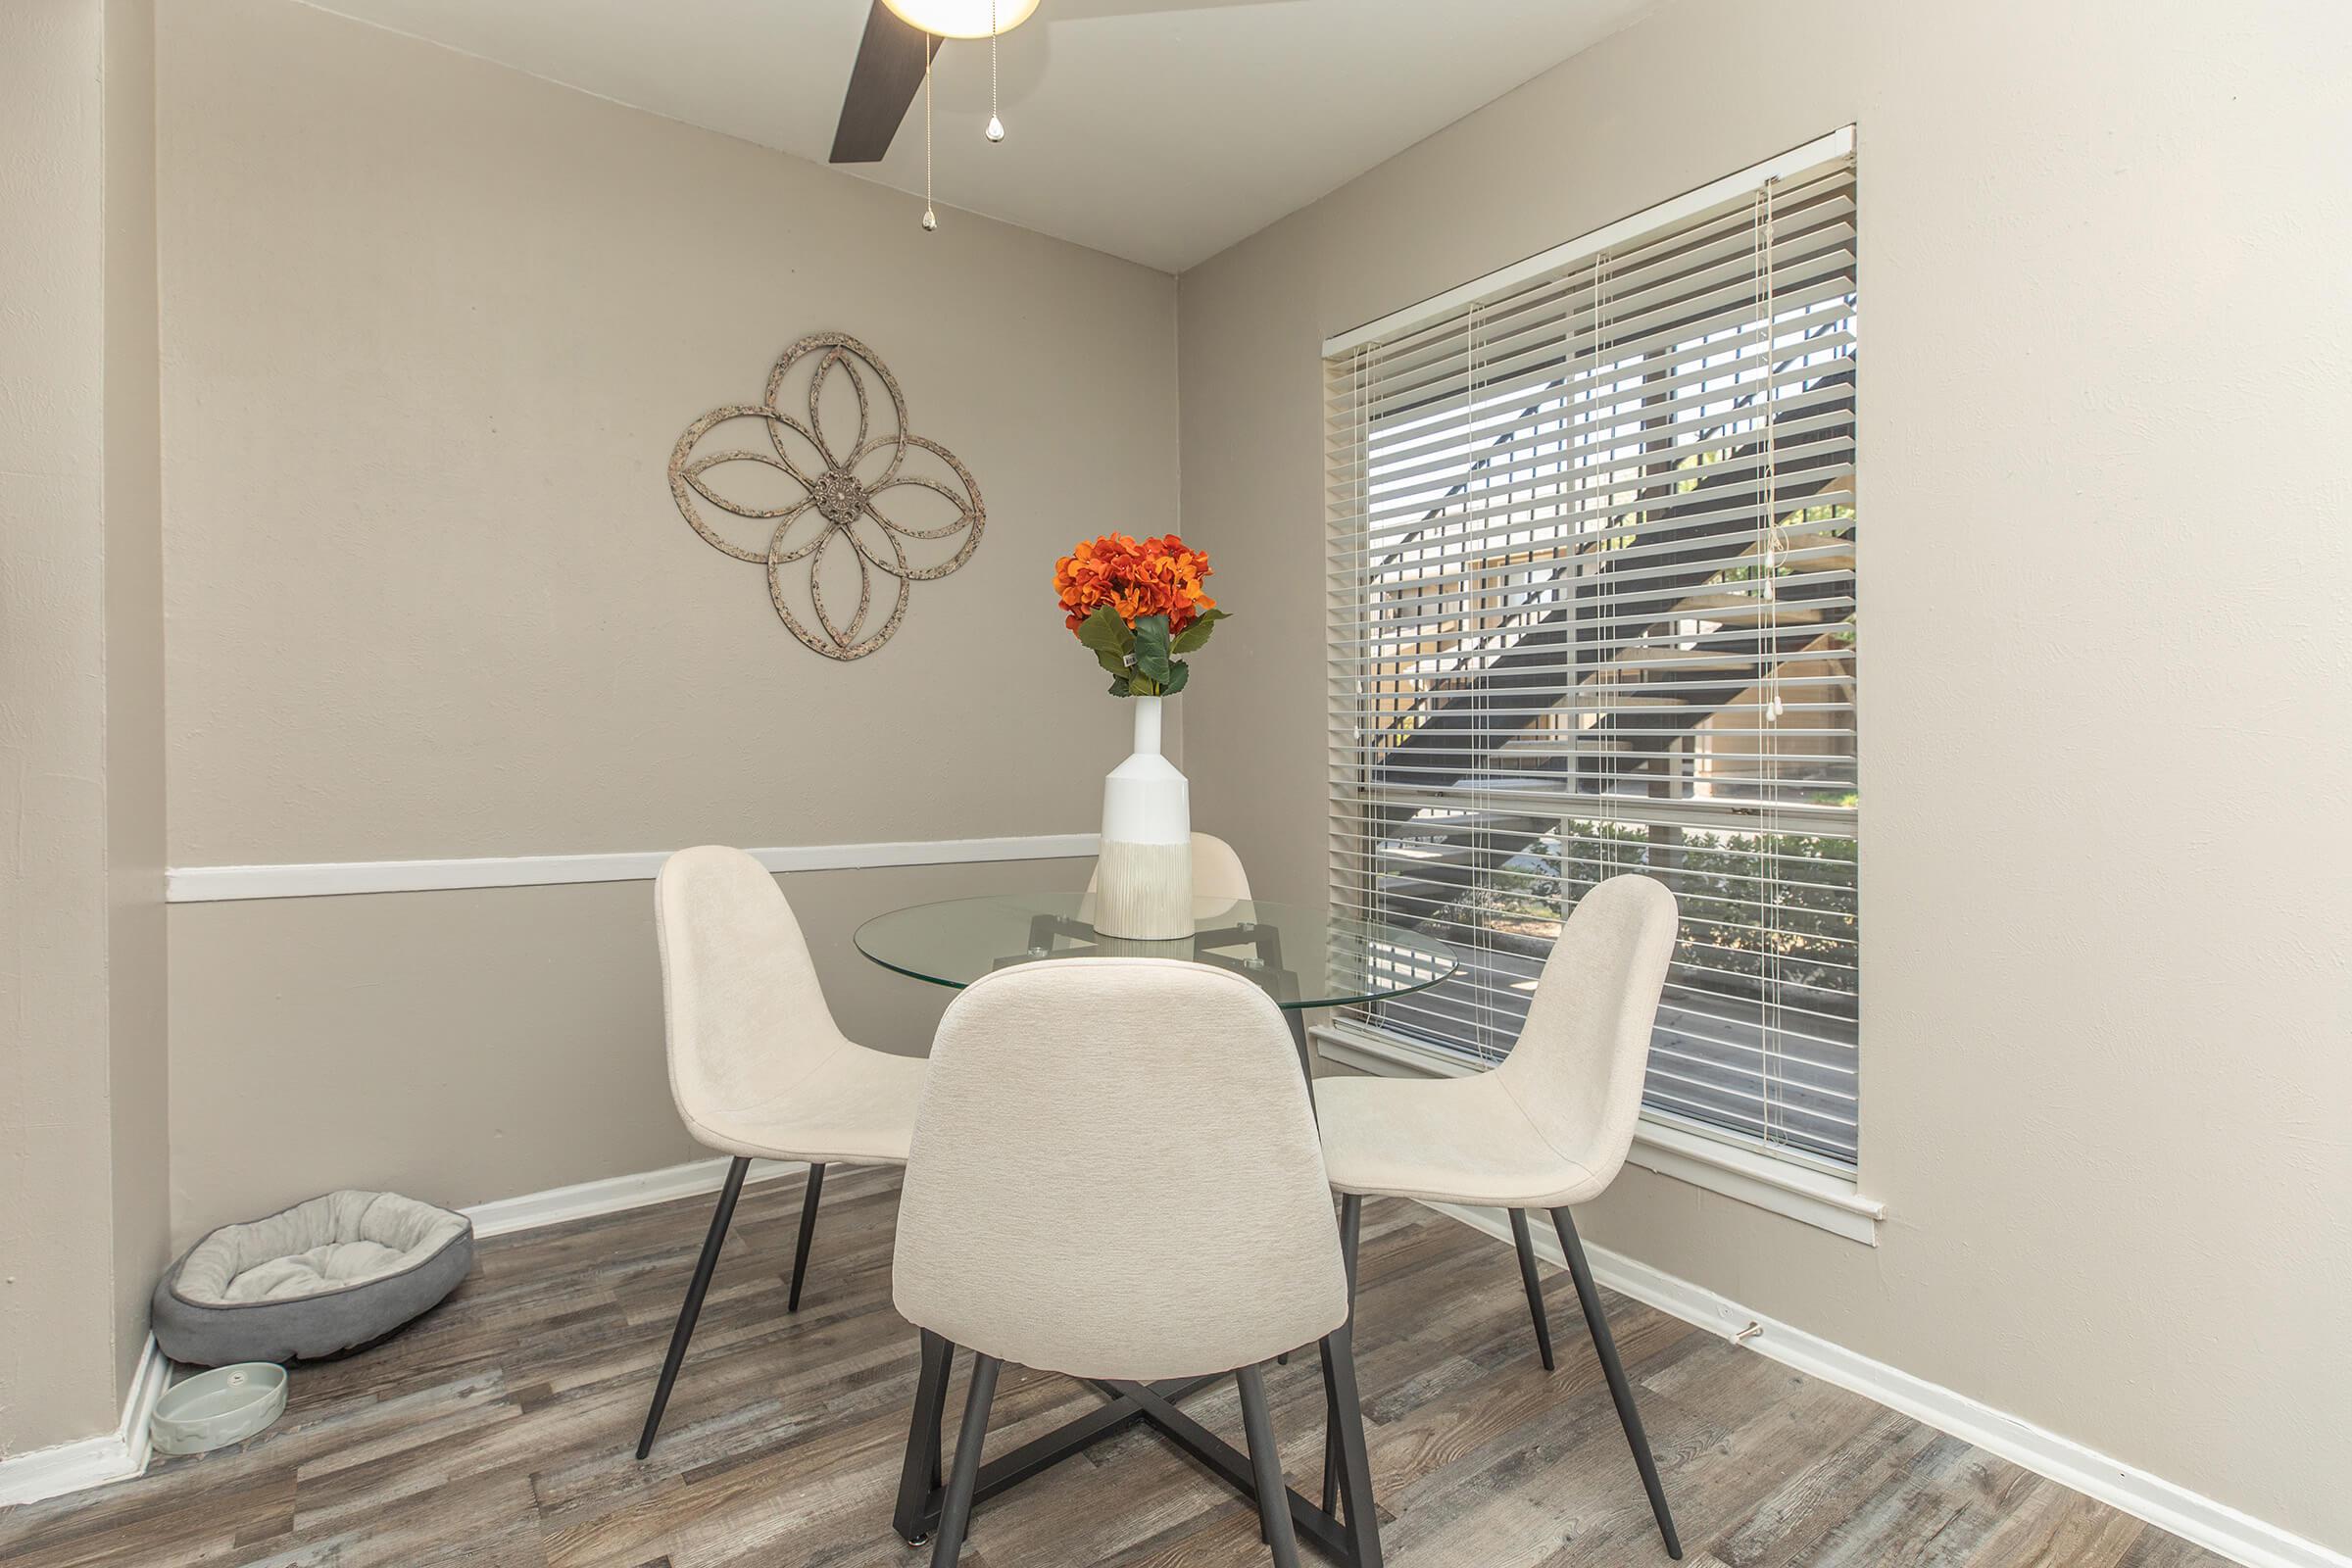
[152,1190,474,1367]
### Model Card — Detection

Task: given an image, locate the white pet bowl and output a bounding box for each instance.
[149,1362,287,1456]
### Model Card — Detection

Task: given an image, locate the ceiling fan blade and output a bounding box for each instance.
[830,1,937,164]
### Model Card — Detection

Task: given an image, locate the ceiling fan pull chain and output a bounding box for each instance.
[920,37,939,230]
[986,0,1005,141]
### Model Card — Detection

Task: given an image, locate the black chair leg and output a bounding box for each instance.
[635,1155,749,1460]
[1339,1195,1364,1309]
[1318,1323,1384,1568]
[1237,1363,1300,1568]
[931,1352,1002,1566]
[1509,1208,1556,1372]
[1551,1207,1680,1560]
[893,1330,956,1545]
[787,1162,826,1312]
[1322,1193,1363,1516]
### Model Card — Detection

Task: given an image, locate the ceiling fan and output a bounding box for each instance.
[827,0,1270,167]
[828,1,1039,166]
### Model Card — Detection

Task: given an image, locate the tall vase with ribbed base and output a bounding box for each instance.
[1094,695,1194,939]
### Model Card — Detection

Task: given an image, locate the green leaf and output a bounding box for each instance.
[1169,608,1228,656]
[1161,659,1191,694]
[1078,605,1133,657]
[1093,647,1129,677]
[1131,613,1173,683]
[1107,673,1131,698]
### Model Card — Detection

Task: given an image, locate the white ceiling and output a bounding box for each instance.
[299,0,1652,271]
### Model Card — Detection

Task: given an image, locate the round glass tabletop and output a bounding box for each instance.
[854,893,1456,1010]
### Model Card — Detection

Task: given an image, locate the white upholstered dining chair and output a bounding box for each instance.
[889,958,1381,1568]
[1314,873,1685,1559]
[635,845,927,1459]
[1087,830,1252,903]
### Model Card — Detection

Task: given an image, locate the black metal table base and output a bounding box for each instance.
[898,1370,1358,1563]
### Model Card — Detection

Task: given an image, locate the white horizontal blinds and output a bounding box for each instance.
[1325,139,1860,1168]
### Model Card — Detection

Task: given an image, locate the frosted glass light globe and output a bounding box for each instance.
[883,0,1042,39]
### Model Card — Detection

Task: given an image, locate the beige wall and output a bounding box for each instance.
[0,0,120,1459]
[167,857,1091,1243]
[1177,0,2352,1549]
[159,0,1177,870]
[0,0,170,1457]
[155,2,1178,1242]
[104,0,172,1425]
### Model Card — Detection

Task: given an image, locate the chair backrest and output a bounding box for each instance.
[893,958,1347,1382]
[1086,831,1252,903]
[654,846,849,1139]
[1494,874,1679,1191]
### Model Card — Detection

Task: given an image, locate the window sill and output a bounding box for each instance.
[1311,1021,1885,1246]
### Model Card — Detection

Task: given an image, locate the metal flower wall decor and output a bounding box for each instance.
[668,332,984,660]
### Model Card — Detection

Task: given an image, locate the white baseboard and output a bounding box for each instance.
[166,832,1100,904]
[1430,1201,2348,1568]
[0,1334,172,1507]
[461,1154,808,1239]
[117,1337,170,1481]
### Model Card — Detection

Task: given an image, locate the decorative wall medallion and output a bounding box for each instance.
[668,333,984,661]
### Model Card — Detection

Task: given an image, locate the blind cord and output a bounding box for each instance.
[1754,177,1787,1148]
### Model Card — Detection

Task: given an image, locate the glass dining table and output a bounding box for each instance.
[854,890,1455,1563]
[856,891,1457,1105]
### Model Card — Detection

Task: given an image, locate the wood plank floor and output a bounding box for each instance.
[2,1167,2230,1567]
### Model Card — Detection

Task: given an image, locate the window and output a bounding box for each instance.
[1324,130,1860,1169]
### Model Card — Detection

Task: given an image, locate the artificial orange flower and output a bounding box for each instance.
[1054,533,1216,636]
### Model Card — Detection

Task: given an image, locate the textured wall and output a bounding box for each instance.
[0,0,169,1458]
[0,0,121,1459]
[166,858,1093,1241]
[155,1,1180,1242]
[1177,0,2352,1548]
[103,0,171,1425]
[159,0,1178,869]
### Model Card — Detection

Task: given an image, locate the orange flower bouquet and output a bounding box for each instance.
[1052,533,1229,698]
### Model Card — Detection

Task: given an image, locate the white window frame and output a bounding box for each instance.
[1320,128,1880,1241]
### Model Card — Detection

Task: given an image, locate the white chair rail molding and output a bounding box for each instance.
[2,3,2342,1568]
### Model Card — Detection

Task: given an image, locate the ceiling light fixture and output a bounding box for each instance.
[881,0,1040,40]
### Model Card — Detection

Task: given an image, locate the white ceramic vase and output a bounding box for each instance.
[1094,695,1194,939]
